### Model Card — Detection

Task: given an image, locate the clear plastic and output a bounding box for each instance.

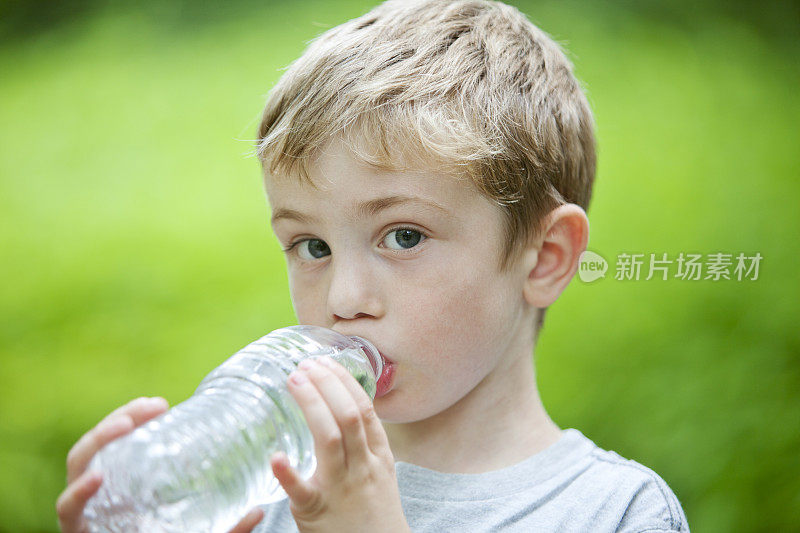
[83,325,383,533]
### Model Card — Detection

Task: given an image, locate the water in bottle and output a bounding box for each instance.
[83,324,384,532]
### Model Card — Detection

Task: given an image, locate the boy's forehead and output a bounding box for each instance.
[264,134,482,212]
[265,175,487,232]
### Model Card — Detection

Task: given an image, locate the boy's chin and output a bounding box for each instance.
[374,392,410,424]
[375,394,436,425]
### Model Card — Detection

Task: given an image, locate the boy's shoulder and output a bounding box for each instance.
[392,428,690,532]
[576,431,690,532]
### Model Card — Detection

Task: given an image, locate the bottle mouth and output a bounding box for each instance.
[348,335,384,380]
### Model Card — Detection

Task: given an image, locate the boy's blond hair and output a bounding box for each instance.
[255,0,596,341]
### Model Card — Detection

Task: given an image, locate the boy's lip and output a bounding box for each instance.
[375,358,395,398]
[373,348,396,398]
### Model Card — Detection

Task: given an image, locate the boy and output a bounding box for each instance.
[57,0,689,531]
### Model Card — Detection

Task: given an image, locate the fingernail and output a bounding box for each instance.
[298,359,316,370]
[147,397,167,408]
[272,452,288,467]
[317,356,333,368]
[290,371,308,385]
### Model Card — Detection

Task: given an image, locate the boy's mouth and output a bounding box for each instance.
[375,350,396,398]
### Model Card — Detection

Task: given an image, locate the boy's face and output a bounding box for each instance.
[266,135,534,423]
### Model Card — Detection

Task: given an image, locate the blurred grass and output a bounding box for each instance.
[0,0,798,531]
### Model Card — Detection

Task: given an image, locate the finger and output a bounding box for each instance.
[270,451,322,520]
[316,356,392,460]
[103,396,170,427]
[287,364,346,478]
[67,397,169,483]
[66,415,133,484]
[226,506,264,533]
[56,469,103,532]
[305,357,371,466]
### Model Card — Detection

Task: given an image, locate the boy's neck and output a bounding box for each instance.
[381,347,562,474]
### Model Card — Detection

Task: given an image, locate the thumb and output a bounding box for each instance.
[270,452,321,516]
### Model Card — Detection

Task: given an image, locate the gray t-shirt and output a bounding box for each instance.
[253,428,689,532]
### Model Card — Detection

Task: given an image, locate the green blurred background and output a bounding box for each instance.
[1,0,798,531]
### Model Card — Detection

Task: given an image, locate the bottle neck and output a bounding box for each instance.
[347,336,383,379]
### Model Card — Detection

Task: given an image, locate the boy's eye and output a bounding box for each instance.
[286,227,426,261]
[296,239,331,261]
[382,228,426,250]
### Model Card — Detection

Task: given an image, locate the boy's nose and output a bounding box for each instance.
[325,256,383,321]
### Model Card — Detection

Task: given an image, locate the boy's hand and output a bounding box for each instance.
[56,396,170,533]
[55,396,265,533]
[271,356,411,533]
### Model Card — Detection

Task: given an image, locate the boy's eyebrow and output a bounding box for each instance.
[270,195,449,225]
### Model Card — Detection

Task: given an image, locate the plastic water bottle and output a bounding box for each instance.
[83,325,384,533]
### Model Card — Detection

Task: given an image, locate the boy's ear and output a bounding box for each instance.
[521,204,590,308]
